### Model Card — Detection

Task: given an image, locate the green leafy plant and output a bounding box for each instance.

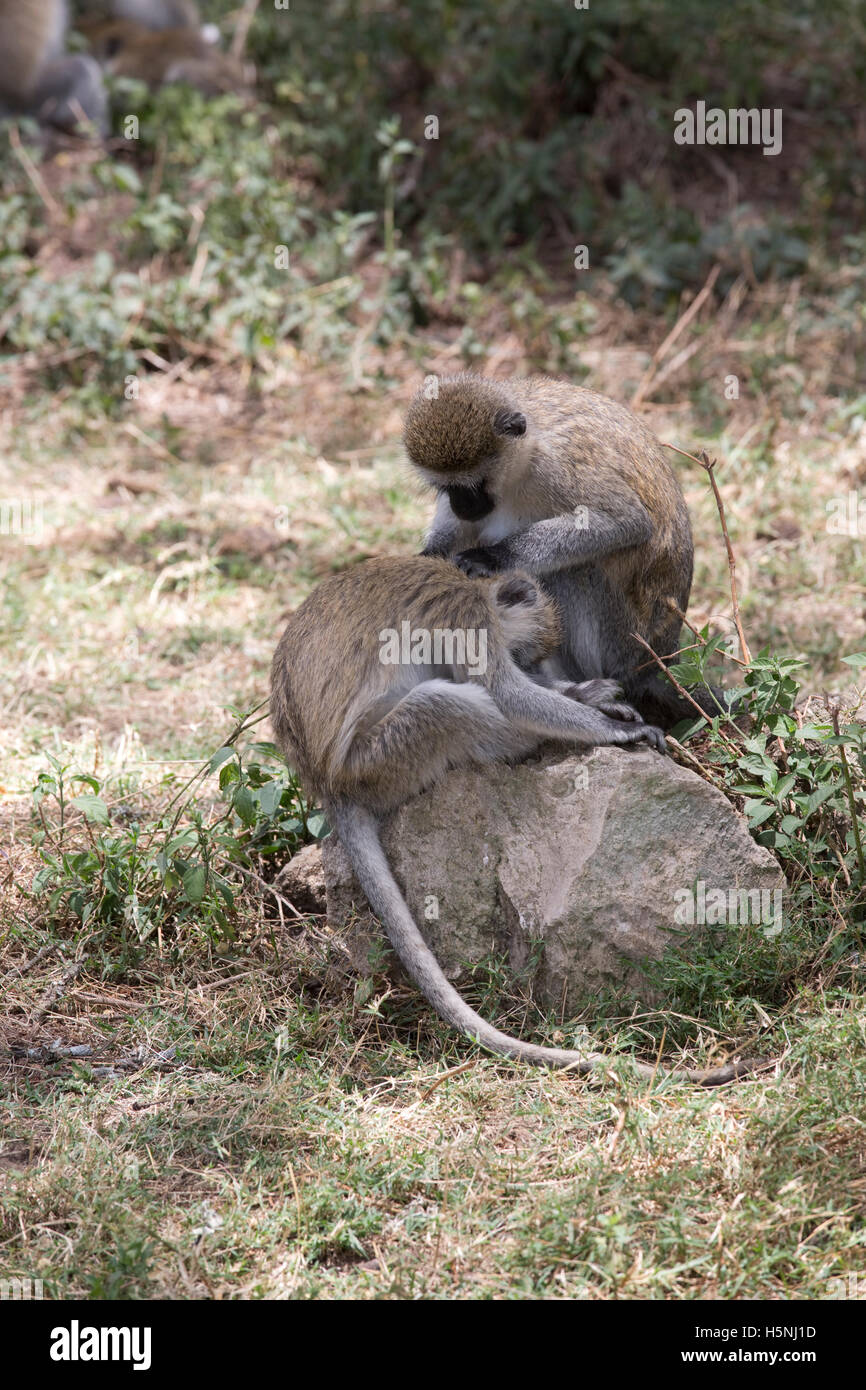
[29,712,326,958]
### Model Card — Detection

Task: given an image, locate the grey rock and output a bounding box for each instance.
[275,840,327,915]
[322,746,784,1010]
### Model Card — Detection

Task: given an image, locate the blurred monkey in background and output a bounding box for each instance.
[79,0,253,96]
[81,19,253,95]
[0,0,252,130]
[0,1,107,133]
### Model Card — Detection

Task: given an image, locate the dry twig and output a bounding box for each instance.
[665,442,752,664]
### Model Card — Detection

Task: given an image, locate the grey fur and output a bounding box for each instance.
[0,1,107,132]
[271,556,761,1085]
[408,373,725,727]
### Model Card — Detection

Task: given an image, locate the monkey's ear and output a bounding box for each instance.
[495,575,537,607]
[493,409,527,437]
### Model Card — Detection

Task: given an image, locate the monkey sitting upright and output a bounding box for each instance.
[404,374,726,729]
[271,555,758,1085]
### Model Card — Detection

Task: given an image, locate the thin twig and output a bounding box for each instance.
[8,125,63,219]
[631,264,721,409]
[665,735,728,791]
[232,862,307,920]
[230,0,261,57]
[665,597,749,667]
[630,632,741,753]
[665,442,752,664]
[419,1059,477,1101]
[10,942,60,977]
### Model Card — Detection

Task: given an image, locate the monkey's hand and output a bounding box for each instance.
[453,546,504,578]
[635,723,667,755]
[558,678,642,723]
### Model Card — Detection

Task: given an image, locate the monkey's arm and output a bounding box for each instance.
[522,660,642,722]
[456,505,653,577]
[490,664,665,754]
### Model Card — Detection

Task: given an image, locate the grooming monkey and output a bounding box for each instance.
[271,555,758,1085]
[405,374,724,729]
[0,0,107,132]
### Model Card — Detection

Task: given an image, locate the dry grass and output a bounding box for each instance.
[2,142,865,1299]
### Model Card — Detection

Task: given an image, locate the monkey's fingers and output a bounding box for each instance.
[561,679,643,723]
[564,677,622,703]
[453,547,502,578]
[595,700,642,722]
[638,724,667,755]
[615,721,667,754]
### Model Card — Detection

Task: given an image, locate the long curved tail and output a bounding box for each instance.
[329,800,768,1087]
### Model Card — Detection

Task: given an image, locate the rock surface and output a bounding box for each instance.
[275,841,327,915]
[320,746,784,1010]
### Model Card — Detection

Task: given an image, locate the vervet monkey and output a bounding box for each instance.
[271,555,759,1085]
[80,17,251,94]
[405,374,725,729]
[107,0,202,28]
[0,0,107,132]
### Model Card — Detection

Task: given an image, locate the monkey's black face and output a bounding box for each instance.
[446,481,495,522]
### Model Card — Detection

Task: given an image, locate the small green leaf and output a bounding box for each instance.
[71,794,109,825]
[181,863,207,903]
[306,811,329,838]
[166,830,197,854]
[233,785,257,826]
[743,799,776,826]
[208,746,237,773]
[805,784,839,816]
[255,781,283,818]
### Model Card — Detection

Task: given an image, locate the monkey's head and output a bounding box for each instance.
[404,374,528,509]
[488,571,560,668]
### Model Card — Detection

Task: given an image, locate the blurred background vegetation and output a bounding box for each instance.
[1,0,864,393]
